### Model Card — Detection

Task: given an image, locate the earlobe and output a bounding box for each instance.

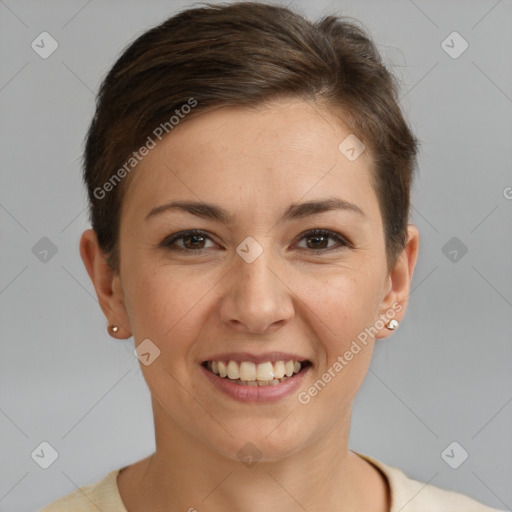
[79,229,132,339]
[375,224,420,340]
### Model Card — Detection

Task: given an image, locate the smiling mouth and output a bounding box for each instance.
[202,359,312,386]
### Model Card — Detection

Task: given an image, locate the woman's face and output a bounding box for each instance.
[103,98,416,462]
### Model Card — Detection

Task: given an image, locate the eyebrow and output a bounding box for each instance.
[145,197,365,223]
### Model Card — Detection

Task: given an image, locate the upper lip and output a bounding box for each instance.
[202,352,311,364]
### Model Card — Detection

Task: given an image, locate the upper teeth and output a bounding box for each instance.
[209,360,302,381]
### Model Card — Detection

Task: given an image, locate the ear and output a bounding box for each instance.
[79,229,131,339]
[375,224,419,340]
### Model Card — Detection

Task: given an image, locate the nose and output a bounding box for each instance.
[219,249,295,335]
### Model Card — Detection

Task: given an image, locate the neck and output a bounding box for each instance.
[118,401,389,512]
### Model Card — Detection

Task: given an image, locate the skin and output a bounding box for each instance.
[80,97,419,512]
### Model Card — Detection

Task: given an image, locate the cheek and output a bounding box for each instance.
[302,266,383,337]
[299,269,382,395]
[123,262,220,350]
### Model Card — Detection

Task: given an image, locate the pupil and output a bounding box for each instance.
[185,234,204,249]
[308,235,327,249]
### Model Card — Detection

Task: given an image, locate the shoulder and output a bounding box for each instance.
[39,468,127,512]
[354,451,505,512]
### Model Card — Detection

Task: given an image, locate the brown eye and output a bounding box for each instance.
[305,233,329,249]
[161,230,216,252]
[296,229,350,252]
[182,233,206,250]
[161,228,350,254]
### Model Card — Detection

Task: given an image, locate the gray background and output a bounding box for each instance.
[0,0,511,511]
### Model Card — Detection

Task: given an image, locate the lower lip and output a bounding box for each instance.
[200,364,311,403]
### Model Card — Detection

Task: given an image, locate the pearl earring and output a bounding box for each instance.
[386,319,399,330]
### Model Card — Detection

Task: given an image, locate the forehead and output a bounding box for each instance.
[122,98,378,221]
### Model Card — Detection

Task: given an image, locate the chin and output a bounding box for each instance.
[202,422,311,464]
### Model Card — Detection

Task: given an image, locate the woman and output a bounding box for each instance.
[40,2,502,511]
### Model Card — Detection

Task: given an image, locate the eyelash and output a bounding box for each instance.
[160,228,352,254]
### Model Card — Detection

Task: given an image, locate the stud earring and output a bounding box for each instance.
[386,319,399,330]
[109,325,119,334]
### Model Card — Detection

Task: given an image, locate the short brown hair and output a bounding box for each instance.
[83,1,419,273]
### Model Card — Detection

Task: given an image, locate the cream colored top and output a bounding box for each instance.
[39,452,504,511]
